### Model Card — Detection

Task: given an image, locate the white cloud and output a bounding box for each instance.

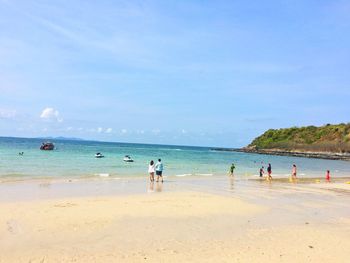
[151,129,161,135]
[86,127,112,134]
[121,129,127,134]
[40,107,63,122]
[181,129,187,134]
[0,108,16,119]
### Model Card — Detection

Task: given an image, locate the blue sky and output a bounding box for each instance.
[0,0,349,147]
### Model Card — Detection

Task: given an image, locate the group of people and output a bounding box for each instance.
[229,162,272,178]
[259,163,273,180]
[150,159,332,182]
[148,159,164,182]
[230,162,332,182]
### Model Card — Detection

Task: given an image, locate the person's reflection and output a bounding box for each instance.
[155,181,163,192]
[39,181,51,188]
[229,177,234,191]
[148,181,154,193]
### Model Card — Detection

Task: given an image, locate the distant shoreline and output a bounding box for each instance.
[211,148,350,161]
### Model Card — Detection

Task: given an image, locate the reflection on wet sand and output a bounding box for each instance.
[148,181,163,192]
[148,181,154,192]
[39,182,51,188]
[228,177,234,191]
[155,182,163,192]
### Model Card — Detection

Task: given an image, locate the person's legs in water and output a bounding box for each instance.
[267,171,272,181]
[156,170,163,182]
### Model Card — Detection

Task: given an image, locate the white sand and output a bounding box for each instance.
[1,180,350,262]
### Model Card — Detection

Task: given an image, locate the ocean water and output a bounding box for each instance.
[1,137,350,180]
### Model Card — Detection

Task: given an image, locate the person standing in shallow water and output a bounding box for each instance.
[267,163,272,181]
[148,160,155,182]
[229,163,235,176]
[291,164,297,179]
[326,170,331,182]
[259,166,264,177]
[155,159,164,183]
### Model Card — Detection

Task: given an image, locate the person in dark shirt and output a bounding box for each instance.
[259,166,264,177]
[267,163,272,181]
[229,163,235,176]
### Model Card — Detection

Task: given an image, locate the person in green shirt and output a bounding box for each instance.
[229,163,235,176]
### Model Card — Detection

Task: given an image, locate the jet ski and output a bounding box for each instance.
[95,153,104,158]
[123,155,134,162]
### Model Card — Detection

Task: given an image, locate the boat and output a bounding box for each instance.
[95,153,104,158]
[40,142,55,150]
[123,155,134,162]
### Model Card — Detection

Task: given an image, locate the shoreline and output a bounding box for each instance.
[1,175,350,204]
[212,147,350,161]
[1,173,350,187]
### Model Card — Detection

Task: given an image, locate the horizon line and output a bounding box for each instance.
[0,135,236,150]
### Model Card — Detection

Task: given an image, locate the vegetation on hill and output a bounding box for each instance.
[248,123,350,153]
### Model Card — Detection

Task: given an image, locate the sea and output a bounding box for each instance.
[1,137,350,181]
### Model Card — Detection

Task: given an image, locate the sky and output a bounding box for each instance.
[0,0,349,147]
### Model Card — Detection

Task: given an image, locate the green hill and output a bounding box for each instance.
[248,123,350,153]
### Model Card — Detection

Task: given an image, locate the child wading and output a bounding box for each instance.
[259,166,264,177]
[229,163,235,176]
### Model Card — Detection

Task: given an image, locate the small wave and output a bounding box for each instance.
[158,148,183,151]
[95,173,110,177]
[175,174,192,177]
[195,173,213,176]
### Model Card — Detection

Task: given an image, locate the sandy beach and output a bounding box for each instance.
[1,177,350,263]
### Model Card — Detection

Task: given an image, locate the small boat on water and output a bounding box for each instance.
[40,142,55,150]
[123,155,134,162]
[95,153,104,158]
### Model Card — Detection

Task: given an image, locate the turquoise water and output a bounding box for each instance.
[1,137,350,180]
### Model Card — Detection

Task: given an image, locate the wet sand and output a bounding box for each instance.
[1,177,350,262]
